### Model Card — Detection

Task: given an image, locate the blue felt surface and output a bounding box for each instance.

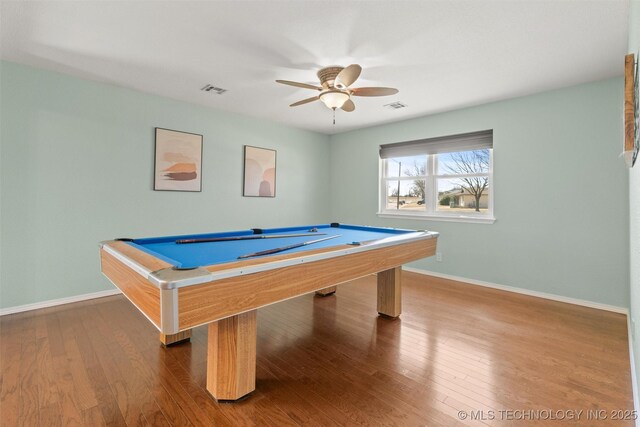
[127,224,412,268]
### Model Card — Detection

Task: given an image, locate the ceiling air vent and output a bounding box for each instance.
[384,101,407,110]
[201,84,228,95]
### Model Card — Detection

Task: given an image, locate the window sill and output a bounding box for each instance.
[377,212,496,224]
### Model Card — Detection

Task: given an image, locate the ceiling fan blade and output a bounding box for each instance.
[276,80,322,91]
[341,99,355,112]
[351,87,399,97]
[290,96,319,107]
[335,64,362,89]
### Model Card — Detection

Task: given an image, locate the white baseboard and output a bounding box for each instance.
[0,288,122,316]
[403,267,628,314]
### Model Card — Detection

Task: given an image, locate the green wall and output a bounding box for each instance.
[329,77,629,307]
[627,0,640,398]
[0,59,631,311]
[0,61,331,309]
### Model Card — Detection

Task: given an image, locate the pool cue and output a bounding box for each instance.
[237,235,341,259]
[176,233,325,244]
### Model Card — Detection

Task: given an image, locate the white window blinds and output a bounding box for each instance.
[379,130,493,158]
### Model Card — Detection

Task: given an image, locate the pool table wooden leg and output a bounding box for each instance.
[315,286,337,296]
[206,310,257,401]
[377,267,402,318]
[159,329,192,346]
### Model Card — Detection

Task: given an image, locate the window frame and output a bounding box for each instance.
[378,149,495,224]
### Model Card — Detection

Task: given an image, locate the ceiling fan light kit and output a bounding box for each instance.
[319,89,350,109]
[276,64,399,117]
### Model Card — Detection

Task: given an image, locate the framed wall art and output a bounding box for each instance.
[624,53,639,167]
[243,145,276,197]
[154,128,203,191]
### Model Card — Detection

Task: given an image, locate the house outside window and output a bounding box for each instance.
[379,130,495,224]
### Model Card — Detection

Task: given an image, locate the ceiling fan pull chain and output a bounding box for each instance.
[333,108,336,125]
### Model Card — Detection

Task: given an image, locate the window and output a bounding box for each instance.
[379,130,494,223]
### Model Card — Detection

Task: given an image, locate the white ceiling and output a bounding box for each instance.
[0,0,630,135]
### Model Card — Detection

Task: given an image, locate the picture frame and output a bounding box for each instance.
[154,127,203,192]
[243,145,276,197]
[624,53,639,167]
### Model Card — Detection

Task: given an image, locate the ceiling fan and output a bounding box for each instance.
[276,64,398,113]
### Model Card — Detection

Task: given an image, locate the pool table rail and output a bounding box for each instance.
[100,247,166,333]
[101,230,438,290]
[176,235,437,332]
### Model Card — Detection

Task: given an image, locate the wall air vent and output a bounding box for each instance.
[201,84,228,95]
[383,101,408,110]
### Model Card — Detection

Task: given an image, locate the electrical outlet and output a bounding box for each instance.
[436,252,442,262]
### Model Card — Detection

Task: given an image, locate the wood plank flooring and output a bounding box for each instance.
[0,272,634,426]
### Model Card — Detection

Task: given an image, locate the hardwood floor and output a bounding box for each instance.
[0,272,634,426]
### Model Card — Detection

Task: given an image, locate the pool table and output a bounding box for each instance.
[99,223,438,400]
